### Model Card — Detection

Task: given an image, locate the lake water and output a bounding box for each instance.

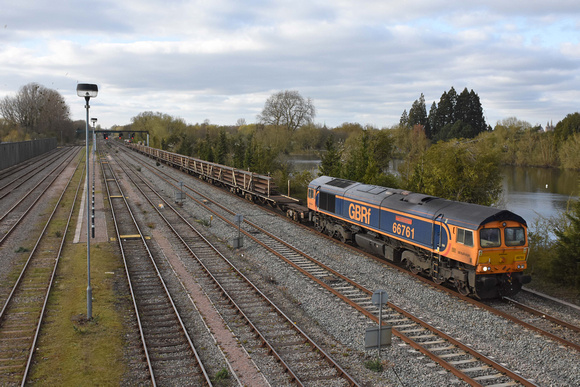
[501,166,579,229]
[288,157,579,230]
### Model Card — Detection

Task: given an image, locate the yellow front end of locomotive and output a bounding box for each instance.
[476,247,528,274]
[476,220,528,274]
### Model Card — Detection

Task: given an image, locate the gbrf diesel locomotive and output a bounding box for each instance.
[307,176,531,299]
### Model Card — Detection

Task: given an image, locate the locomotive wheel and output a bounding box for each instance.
[410,265,421,275]
[432,275,444,285]
[455,280,470,296]
[314,219,324,232]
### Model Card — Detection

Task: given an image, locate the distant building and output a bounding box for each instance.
[544,121,555,132]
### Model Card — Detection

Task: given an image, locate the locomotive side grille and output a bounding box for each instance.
[319,191,336,213]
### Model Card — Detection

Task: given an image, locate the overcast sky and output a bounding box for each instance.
[1,1,579,129]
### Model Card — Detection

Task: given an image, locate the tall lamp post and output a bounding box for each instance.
[77,83,98,320]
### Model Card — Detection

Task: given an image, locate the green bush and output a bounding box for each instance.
[213,368,229,381]
[364,358,383,372]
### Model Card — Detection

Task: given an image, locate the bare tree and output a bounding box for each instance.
[0,83,71,137]
[257,90,315,132]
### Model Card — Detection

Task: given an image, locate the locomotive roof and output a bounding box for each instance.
[310,176,527,229]
[404,198,528,229]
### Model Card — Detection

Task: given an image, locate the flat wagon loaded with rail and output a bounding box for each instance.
[128,142,309,221]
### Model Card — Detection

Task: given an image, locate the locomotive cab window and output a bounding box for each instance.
[505,227,525,246]
[457,228,474,247]
[480,228,501,248]
[308,188,314,199]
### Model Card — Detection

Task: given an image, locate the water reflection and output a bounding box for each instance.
[500,166,579,227]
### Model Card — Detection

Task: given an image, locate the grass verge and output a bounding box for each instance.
[28,238,126,384]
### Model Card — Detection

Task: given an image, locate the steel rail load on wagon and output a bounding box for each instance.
[127,142,308,221]
[307,176,531,299]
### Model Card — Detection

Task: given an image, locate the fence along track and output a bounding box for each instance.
[0,152,82,386]
[112,148,359,387]
[100,156,212,387]
[118,144,540,386]
[0,147,80,246]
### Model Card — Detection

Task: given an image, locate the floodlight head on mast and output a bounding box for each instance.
[76,83,98,98]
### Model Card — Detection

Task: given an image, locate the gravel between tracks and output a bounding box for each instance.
[121,147,580,387]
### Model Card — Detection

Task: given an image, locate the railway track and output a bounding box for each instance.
[0,147,61,182]
[0,148,67,201]
[0,153,83,385]
[109,144,359,386]
[0,147,80,246]
[496,294,580,350]
[116,143,539,386]
[317,226,580,355]
[387,266,580,353]
[100,155,212,386]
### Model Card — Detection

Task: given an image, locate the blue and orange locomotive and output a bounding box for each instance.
[307,176,531,299]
